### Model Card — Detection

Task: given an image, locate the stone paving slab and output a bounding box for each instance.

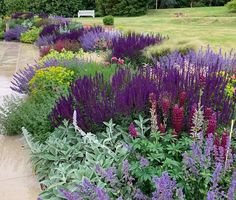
[0,42,40,200]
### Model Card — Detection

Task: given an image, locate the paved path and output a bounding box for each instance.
[0,42,40,200]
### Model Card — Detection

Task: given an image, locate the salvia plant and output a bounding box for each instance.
[51,53,234,132]
[112,32,164,62]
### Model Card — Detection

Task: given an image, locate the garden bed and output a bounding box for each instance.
[0,12,235,200]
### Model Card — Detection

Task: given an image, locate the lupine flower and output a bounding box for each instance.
[206,113,217,137]
[140,157,149,168]
[204,107,213,120]
[172,104,184,134]
[128,123,138,138]
[161,98,170,117]
[159,123,166,133]
[179,91,187,107]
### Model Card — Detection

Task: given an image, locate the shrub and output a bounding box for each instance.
[29,66,75,96]
[103,15,114,25]
[96,0,150,16]
[28,0,83,17]
[0,93,56,142]
[20,27,42,43]
[4,0,29,15]
[0,31,4,40]
[226,0,236,12]
[4,25,27,41]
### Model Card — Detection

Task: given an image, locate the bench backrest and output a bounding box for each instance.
[78,10,95,17]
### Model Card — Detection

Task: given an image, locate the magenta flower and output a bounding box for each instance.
[161,97,170,117]
[128,122,138,138]
[206,113,217,136]
[172,104,184,134]
[179,91,187,107]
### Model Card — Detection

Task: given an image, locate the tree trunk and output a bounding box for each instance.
[190,1,193,8]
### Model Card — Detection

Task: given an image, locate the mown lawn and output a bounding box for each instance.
[77,7,236,52]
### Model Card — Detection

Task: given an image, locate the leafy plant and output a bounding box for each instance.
[127,117,192,193]
[103,15,114,25]
[20,26,42,43]
[23,119,129,199]
[0,93,56,142]
[226,0,236,12]
[29,66,75,96]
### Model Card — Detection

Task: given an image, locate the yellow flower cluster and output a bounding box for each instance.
[29,66,75,95]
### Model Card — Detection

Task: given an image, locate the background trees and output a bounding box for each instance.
[0,0,232,17]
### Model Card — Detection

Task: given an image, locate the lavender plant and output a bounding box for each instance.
[4,25,28,41]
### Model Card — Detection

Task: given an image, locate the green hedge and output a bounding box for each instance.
[3,0,90,17]
[96,0,149,16]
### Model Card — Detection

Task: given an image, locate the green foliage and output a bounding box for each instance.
[28,0,83,17]
[68,62,117,82]
[0,30,4,39]
[96,0,149,16]
[128,117,192,192]
[103,15,114,25]
[0,0,6,17]
[29,66,75,96]
[226,0,236,12]
[20,27,42,43]
[4,0,29,14]
[0,94,56,142]
[143,39,203,60]
[8,18,24,29]
[23,120,129,199]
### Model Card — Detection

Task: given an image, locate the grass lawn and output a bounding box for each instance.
[77,7,236,52]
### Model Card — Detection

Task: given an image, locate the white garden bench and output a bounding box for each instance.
[78,10,95,18]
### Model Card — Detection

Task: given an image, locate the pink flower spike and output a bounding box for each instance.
[128,122,138,138]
